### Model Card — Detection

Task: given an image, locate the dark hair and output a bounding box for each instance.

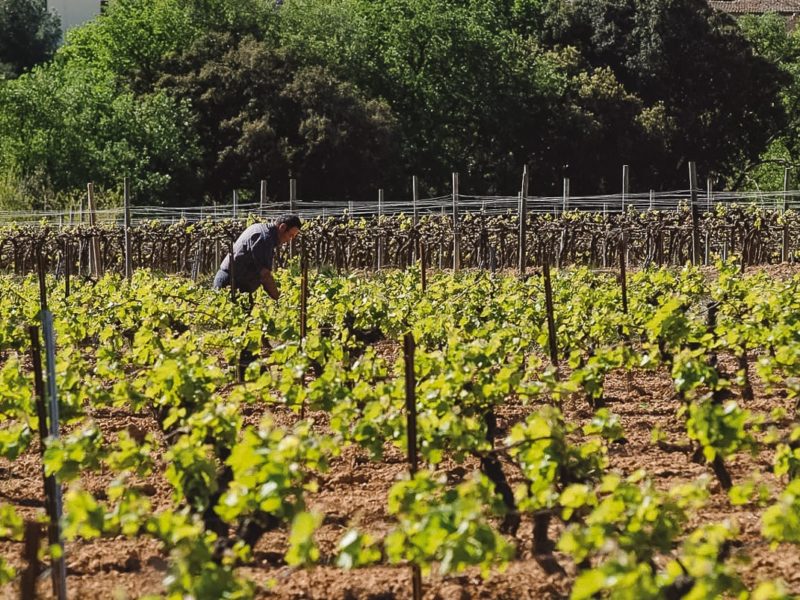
[276,214,302,230]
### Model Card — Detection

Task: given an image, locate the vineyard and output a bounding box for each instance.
[6,0,800,593]
[2,239,800,598]
[1,202,799,278]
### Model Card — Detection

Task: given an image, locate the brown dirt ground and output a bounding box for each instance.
[2,263,800,599]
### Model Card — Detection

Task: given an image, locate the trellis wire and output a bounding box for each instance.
[2,188,798,226]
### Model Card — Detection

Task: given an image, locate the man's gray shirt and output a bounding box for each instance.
[220,223,278,293]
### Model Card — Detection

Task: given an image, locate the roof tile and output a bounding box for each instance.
[709,0,800,13]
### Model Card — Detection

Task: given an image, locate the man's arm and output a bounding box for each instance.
[259,267,280,300]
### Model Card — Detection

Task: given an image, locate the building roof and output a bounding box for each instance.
[709,0,800,14]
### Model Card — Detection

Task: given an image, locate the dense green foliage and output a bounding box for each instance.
[739,13,800,191]
[0,60,198,208]
[0,0,794,207]
[2,262,800,596]
[545,0,786,191]
[0,0,60,78]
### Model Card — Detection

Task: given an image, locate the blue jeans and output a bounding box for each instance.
[213,270,254,312]
[212,269,230,289]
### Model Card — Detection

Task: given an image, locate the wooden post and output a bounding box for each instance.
[558,191,568,269]
[192,240,203,282]
[28,325,63,600]
[689,162,700,265]
[439,206,444,271]
[411,176,419,262]
[619,234,628,315]
[377,189,384,270]
[706,176,713,211]
[29,326,49,445]
[403,332,423,600]
[124,177,132,280]
[233,190,238,221]
[86,183,101,277]
[412,175,419,227]
[260,180,267,215]
[782,167,790,262]
[289,178,297,259]
[542,258,559,373]
[76,238,83,277]
[562,177,570,213]
[621,165,629,213]
[519,166,529,276]
[20,521,41,600]
[64,241,70,299]
[404,333,418,472]
[649,190,654,211]
[38,260,59,441]
[300,239,308,339]
[452,172,460,271]
[31,267,67,600]
[419,241,427,292]
[229,239,236,302]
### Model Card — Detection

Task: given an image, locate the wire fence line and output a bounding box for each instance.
[1,188,797,225]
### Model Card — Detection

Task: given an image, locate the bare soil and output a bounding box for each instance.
[2,264,800,599]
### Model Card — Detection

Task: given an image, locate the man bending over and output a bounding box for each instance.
[213,214,302,299]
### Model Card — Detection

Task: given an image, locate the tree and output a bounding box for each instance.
[0,0,789,206]
[546,0,787,190]
[154,33,402,203]
[277,0,597,195]
[62,0,278,91]
[738,13,800,191]
[0,0,61,77]
[0,60,200,207]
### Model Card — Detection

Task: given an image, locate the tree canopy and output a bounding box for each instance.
[153,33,401,202]
[0,0,793,207]
[0,0,61,78]
[546,0,787,189]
